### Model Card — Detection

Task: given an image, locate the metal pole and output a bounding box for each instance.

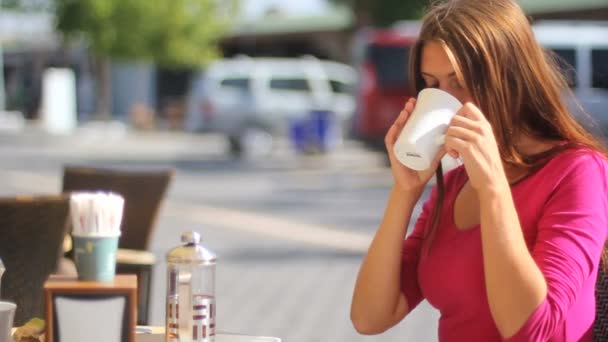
[0,5,4,112]
[0,43,5,111]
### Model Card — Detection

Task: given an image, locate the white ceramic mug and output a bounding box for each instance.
[393,88,462,171]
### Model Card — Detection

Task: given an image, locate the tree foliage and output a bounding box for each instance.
[331,0,428,27]
[54,0,237,67]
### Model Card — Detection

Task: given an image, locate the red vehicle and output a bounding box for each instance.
[352,22,421,150]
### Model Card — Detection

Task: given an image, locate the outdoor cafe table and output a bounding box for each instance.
[136,326,281,342]
[11,326,281,342]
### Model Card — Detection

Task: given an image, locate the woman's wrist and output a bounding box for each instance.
[477,177,510,202]
[392,183,424,204]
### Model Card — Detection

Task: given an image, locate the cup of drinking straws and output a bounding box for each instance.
[70,192,124,282]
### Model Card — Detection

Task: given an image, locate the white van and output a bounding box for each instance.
[532,21,608,139]
[184,56,357,157]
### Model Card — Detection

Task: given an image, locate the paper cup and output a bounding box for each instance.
[0,302,16,342]
[73,235,119,282]
[393,88,462,171]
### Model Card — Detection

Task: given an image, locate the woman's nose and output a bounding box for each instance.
[438,84,455,96]
[438,83,465,103]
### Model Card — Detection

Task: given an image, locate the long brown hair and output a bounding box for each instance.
[410,0,608,252]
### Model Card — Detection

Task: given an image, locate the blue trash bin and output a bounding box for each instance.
[309,109,336,152]
[288,109,336,154]
[289,117,309,153]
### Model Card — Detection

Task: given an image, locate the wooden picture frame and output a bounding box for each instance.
[44,275,137,342]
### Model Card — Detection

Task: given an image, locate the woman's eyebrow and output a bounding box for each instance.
[421,71,457,78]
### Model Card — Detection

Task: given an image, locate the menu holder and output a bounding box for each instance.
[44,274,137,342]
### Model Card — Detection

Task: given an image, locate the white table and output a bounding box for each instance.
[136,326,281,342]
[12,326,281,342]
[137,332,280,342]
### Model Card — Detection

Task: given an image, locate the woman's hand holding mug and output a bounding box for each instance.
[385,98,445,193]
[444,103,507,196]
[387,88,463,192]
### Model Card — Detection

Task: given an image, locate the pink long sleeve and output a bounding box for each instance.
[506,151,607,341]
[401,147,608,341]
[400,185,436,311]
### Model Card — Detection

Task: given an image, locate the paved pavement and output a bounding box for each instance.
[0,125,440,341]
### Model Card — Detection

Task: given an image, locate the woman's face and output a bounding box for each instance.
[420,41,473,104]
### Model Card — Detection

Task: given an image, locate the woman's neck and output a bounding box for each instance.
[515,134,559,155]
[504,134,562,183]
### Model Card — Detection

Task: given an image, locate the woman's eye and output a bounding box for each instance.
[450,79,464,90]
[422,77,437,88]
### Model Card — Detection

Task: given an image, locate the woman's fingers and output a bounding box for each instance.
[405,97,416,113]
[395,98,416,127]
[446,122,486,159]
[385,123,399,148]
[446,125,478,142]
[386,97,416,148]
[450,115,484,135]
[447,149,459,159]
[456,102,485,121]
[445,134,470,159]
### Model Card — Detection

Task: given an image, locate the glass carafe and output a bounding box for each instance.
[0,257,4,298]
[166,232,216,342]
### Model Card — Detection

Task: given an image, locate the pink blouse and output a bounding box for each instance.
[401,147,608,341]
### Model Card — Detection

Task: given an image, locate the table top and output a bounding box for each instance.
[136,326,281,342]
[45,274,137,290]
[11,326,281,342]
[137,333,281,342]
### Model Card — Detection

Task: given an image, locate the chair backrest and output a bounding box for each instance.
[596,245,608,341]
[62,166,174,251]
[0,195,70,325]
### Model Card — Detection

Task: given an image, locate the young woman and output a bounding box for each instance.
[350,0,608,341]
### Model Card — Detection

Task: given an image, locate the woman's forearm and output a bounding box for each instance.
[351,185,423,333]
[478,183,547,339]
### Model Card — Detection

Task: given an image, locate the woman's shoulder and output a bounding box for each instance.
[534,144,608,189]
[544,145,608,173]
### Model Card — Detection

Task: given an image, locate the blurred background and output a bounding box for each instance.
[0,0,606,341]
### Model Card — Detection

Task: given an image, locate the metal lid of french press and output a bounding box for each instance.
[181,231,201,244]
[167,231,217,264]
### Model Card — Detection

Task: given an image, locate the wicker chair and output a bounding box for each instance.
[61,166,174,325]
[596,245,608,341]
[0,195,70,326]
